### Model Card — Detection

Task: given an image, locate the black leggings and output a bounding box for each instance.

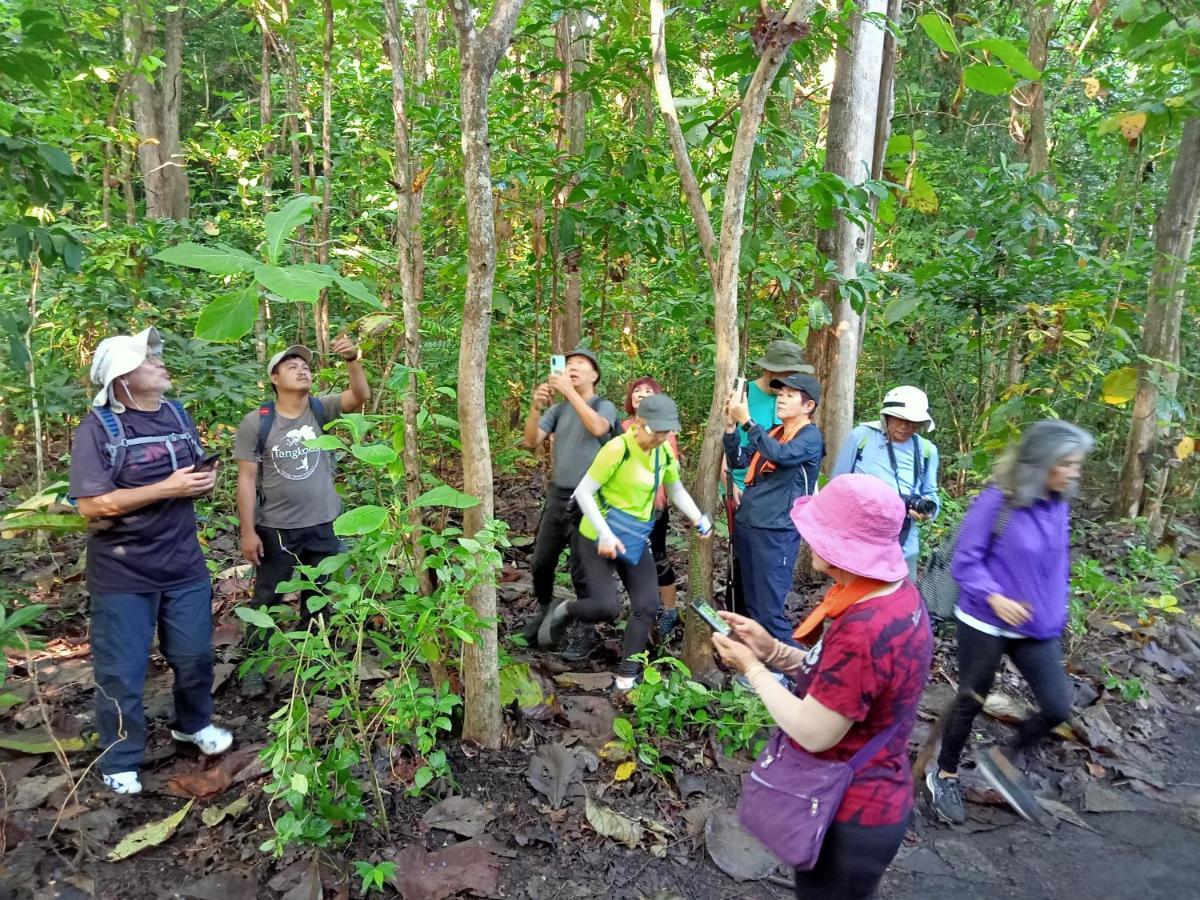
[572,534,659,665]
[793,819,907,899]
[937,621,1072,774]
[649,507,675,588]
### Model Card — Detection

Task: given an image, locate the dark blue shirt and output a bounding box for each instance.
[724,421,824,530]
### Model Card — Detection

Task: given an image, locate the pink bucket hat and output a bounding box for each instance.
[790,474,909,581]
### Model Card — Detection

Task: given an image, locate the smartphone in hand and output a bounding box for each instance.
[195,451,222,473]
[692,600,731,636]
[732,376,746,401]
[550,354,566,376]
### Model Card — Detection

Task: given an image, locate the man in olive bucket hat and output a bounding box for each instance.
[723,340,816,615]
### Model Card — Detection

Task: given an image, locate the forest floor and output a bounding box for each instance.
[3,475,1200,899]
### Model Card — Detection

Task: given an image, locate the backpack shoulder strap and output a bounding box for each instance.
[166,400,202,453]
[309,395,329,431]
[255,401,277,459]
[92,406,127,473]
[853,425,878,469]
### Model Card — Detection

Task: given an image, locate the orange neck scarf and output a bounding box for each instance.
[793,576,891,643]
[744,419,811,487]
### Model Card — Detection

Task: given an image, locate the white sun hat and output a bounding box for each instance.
[90,326,163,412]
[880,385,935,432]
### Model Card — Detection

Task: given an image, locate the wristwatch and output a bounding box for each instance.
[740,419,755,433]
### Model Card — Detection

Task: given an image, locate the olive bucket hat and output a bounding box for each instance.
[754,339,815,374]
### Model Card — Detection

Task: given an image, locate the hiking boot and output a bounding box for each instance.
[561,622,600,663]
[976,746,1046,825]
[239,670,267,699]
[520,603,551,644]
[926,770,966,825]
[614,658,642,692]
[171,724,234,756]
[655,607,681,640]
[102,771,142,795]
[537,598,572,649]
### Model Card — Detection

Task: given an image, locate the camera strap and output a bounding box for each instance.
[884,433,924,506]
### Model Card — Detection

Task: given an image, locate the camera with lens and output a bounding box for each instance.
[907,496,937,516]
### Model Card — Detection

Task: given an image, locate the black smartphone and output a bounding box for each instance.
[693,600,731,636]
[195,451,222,472]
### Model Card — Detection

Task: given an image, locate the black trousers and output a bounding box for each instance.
[793,819,908,900]
[573,535,659,666]
[252,521,342,624]
[937,620,1073,773]
[530,486,589,610]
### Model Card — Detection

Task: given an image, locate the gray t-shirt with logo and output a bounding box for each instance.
[539,396,618,488]
[234,394,344,529]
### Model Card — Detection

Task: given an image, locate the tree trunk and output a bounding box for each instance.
[256,17,274,366]
[448,0,526,750]
[804,0,888,470]
[314,0,335,357]
[652,0,819,677]
[128,2,190,219]
[1114,118,1200,518]
[1020,0,1054,180]
[384,0,432,596]
[550,11,588,352]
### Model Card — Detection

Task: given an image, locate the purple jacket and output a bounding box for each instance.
[952,485,1071,640]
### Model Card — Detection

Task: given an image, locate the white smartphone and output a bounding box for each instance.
[550,354,566,375]
[732,376,746,400]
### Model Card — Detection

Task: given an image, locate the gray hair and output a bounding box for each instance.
[993,419,1095,507]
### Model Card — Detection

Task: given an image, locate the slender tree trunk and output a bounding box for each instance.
[128,1,190,219]
[652,0,819,677]
[550,11,588,352]
[1114,119,1200,518]
[314,0,334,357]
[384,0,432,596]
[1020,0,1054,180]
[256,17,274,366]
[805,0,888,470]
[447,0,526,750]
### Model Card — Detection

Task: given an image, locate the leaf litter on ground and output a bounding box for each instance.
[526,742,596,809]
[108,799,194,861]
[386,841,502,900]
[420,795,496,838]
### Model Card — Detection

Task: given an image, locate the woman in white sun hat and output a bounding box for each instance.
[831,385,940,580]
[68,327,233,796]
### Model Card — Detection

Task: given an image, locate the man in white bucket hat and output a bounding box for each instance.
[69,327,232,796]
[831,385,941,581]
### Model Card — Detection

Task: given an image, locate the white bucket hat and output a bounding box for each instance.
[880,385,935,432]
[90,326,163,412]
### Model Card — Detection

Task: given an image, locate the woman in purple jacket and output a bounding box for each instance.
[926,420,1093,825]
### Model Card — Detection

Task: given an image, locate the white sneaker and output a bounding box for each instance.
[103,771,143,795]
[170,724,233,756]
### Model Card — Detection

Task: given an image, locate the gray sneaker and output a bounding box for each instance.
[926,770,966,825]
[537,598,572,649]
[976,746,1047,826]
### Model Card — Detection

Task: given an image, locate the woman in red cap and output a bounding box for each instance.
[711,474,934,899]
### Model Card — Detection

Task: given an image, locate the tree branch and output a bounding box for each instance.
[185,0,240,33]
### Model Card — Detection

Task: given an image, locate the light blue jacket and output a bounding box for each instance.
[831,424,940,560]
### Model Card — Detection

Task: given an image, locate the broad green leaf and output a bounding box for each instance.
[906,171,940,214]
[37,144,73,176]
[234,606,275,629]
[807,298,833,332]
[967,38,1041,80]
[917,12,959,54]
[0,729,89,754]
[304,434,346,451]
[333,505,389,536]
[413,484,481,510]
[884,294,920,324]
[499,663,544,708]
[254,264,333,303]
[0,513,87,534]
[108,801,194,861]
[195,288,257,343]
[1102,367,1139,405]
[264,195,320,264]
[333,274,384,310]
[152,242,256,275]
[350,444,398,467]
[963,64,1017,96]
[201,794,250,828]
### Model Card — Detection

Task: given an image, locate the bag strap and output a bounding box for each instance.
[92,406,127,473]
[847,721,903,773]
[256,396,330,459]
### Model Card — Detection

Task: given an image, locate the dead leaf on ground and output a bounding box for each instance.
[1140,642,1193,680]
[421,795,496,838]
[387,842,502,900]
[982,691,1029,723]
[1074,705,1123,753]
[166,744,264,798]
[9,773,69,812]
[0,727,91,755]
[211,662,236,693]
[1036,798,1098,833]
[560,695,617,749]
[201,793,252,827]
[584,796,643,848]
[177,871,260,900]
[280,857,323,900]
[704,807,779,882]
[553,672,614,692]
[526,743,596,809]
[108,799,194,861]
[1084,782,1137,813]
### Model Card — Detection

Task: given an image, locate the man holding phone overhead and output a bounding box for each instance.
[233,336,370,671]
[520,348,618,656]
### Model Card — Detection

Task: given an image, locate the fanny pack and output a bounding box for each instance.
[737,723,899,870]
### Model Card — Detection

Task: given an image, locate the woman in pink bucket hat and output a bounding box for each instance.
[711,474,933,898]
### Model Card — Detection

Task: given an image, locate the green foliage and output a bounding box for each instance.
[0,600,47,686]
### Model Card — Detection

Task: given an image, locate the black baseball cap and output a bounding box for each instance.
[770,372,821,404]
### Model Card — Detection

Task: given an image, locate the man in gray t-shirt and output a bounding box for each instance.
[233,337,371,633]
[519,348,617,654]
